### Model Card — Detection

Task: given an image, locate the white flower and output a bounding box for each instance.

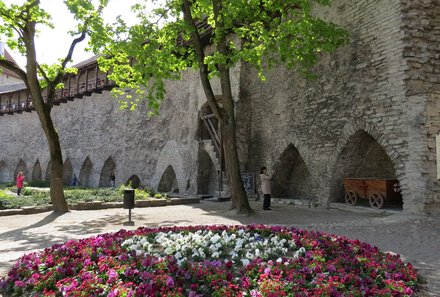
[241,258,250,266]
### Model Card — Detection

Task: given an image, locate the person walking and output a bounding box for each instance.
[110,173,116,187]
[16,171,25,196]
[72,174,78,187]
[260,166,273,210]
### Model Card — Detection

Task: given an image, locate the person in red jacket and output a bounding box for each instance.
[16,171,25,196]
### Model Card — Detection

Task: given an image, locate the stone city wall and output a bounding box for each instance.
[237,0,435,213]
[0,0,438,214]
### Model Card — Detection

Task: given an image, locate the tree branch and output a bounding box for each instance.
[182,0,222,119]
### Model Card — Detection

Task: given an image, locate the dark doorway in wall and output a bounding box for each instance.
[32,160,42,181]
[45,160,51,182]
[272,144,311,201]
[197,150,217,197]
[15,159,29,181]
[0,161,10,183]
[158,165,179,193]
[330,130,402,208]
[79,157,93,187]
[126,175,141,189]
[99,157,116,187]
[63,159,73,186]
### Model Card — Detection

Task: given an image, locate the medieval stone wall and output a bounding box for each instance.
[0,70,202,193]
[400,0,440,212]
[0,60,241,196]
[0,0,437,214]
[237,0,432,213]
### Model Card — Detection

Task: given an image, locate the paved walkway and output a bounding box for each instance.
[0,200,439,296]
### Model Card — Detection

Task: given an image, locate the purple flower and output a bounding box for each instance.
[166,276,174,287]
[107,269,118,283]
[14,280,25,288]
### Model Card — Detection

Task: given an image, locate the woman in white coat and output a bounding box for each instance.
[260,166,273,210]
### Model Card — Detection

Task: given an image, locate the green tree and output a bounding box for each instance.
[0,0,109,212]
[98,0,348,214]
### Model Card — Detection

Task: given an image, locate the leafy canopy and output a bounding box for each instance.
[0,0,109,89]
[97,0,348,114]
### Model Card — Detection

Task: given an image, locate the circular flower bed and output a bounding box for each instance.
[0,225,418,296]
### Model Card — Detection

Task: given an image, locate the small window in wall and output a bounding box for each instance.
[437,133,440,180]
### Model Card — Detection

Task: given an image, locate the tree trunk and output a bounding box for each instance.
[222,114,252,214]
[38,106,68,213]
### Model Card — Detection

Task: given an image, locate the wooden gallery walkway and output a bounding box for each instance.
[0,56,114,116]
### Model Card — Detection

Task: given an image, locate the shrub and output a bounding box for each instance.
[0,187,168,209]
[27,180,50,187]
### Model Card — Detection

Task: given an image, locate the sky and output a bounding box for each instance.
[3,0,140,68]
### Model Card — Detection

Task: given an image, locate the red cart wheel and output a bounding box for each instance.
[344,191,358,205]
[369,192,384,209]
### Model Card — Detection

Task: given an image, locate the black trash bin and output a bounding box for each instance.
[123,189,135,209]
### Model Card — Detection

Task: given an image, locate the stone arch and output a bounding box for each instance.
[330,129,402,208]
[152,140,185,192]
[272,143,312,201]
[0,161,11,183]
[14,159,29,181]
[126,175,141,189]
[32,160,42,181]
[158,165,179,193]
[197,149,217,196]
[198,102,219,141]
[45,160,51,182]
[79,157,93,187]
[63,158,73,186]
[99,157,116,187]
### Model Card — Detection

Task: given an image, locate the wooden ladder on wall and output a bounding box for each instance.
[201,113,225,191]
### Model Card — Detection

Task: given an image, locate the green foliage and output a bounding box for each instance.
[0,187,171,210]
[0,189,13,199]
[27,180,51,188]
[0,0,109,89]
[95,0,348,113]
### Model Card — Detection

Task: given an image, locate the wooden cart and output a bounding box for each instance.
[342,178,401,209]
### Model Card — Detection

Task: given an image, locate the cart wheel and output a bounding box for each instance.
[369,192,384,209]
[344,191,358,205]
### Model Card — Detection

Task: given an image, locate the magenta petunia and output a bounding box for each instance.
[0,225,419,296]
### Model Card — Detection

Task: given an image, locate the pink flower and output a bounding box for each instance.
[107,269,118,284]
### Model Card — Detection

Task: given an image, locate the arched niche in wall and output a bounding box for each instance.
[197,149,217,197]
[198,102,219,141]
[63,158,73,186]
[32,160,42,181]
[158,165,179,193]
[45,160,51,182]
[79,157,93,187]
[330,130,402,208]
[0,161,10,183]
[272,144,311,201]
[99,157,116,187]
[126,175,141,189]
[14,159,29,181]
